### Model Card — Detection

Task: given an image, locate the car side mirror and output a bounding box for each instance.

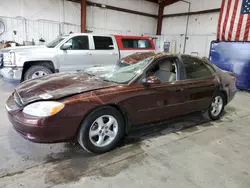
[61,43,72,50]
[142,76,161,86]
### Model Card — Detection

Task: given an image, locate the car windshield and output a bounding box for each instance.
[99,57,153,84]
[46,36,66,48]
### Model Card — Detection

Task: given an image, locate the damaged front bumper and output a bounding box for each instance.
[0,67,22,80]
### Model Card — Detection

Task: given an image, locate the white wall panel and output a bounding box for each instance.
[22,0,61,21]
[63,23,80,34]
[90,0,158,15]
[164,2,189,15]
[162,0,221,57]
[164,0,222,14]
[0,0,157,45]
[140,16,157,35]
[0,16,63,44]
[64,1,81,25]
[0,17,25,43]
[0,0,22,17]
[0,0,61,21]
[87,6,157,35]
[162,16,187,36]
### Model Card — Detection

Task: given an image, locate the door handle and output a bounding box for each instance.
[85,52,92,55]
[110,52,118,55]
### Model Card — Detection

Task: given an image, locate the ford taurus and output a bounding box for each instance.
[5,52,237,153]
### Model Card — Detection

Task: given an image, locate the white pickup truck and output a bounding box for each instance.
[0,33,155,81]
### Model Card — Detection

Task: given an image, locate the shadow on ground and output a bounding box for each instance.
[43,112,222,186]
[45,112,214,163]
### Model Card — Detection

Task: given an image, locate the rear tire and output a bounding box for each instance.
[77,106,125,154]
[204,92,225,120]
[24,65,52,81]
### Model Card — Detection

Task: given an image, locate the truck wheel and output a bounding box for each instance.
[24,65,52,81]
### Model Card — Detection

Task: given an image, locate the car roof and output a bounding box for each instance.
[121,52,178,65]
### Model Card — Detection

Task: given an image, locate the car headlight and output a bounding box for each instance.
[3,52,15,66]
[23,101,65,117]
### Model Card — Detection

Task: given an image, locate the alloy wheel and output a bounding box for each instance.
[211,96,223,117]
[89,115,118,147]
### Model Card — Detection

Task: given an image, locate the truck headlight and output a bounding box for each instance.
[3,52,15,66]
[23,101,65,117]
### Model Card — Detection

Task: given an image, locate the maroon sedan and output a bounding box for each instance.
[6,52,237,153]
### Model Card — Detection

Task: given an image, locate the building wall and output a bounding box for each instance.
[0,0,222,56]
[161,0,222,57]
[86,0,157,35]
[0,0,158,44]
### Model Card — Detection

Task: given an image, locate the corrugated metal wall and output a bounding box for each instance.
[0,16,81,44]
[0,0,158,45]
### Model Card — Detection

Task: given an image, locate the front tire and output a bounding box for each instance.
[77,106,125,154]
[24,65,53,81]
[205,92,225,120]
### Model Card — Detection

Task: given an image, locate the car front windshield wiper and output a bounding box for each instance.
[85,72,95,77]
[80,70,96,77]
[100,77,119,84]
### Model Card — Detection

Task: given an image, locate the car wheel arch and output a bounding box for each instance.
[21,61,55,81]
[217,83,228,105]
[220,90,228,105]
[73,104,130,140]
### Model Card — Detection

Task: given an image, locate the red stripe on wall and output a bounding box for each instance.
[228,0,239,40]
[217,0,226,40]
[222,0,232,40]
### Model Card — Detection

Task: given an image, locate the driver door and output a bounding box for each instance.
[57,35,93,72]
[125,82,189,126]
[122,58,189,126]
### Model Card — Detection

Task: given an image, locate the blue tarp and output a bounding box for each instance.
[209,41,250,90]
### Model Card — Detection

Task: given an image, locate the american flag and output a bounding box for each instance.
[217,0,250,41]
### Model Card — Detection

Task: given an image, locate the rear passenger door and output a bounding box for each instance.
[180,55,218,112]
[90,36,119,67]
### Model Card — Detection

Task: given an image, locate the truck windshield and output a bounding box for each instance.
[100,57,153,84]
[46,36,66,48]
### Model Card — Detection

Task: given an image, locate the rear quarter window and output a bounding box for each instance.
[182,56,213,80]
[121,38,152,49]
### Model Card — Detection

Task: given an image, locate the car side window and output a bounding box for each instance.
[122,39,152,49]
[66,36,89,50]
[146,58,177,83]
[182,56,213,79]
[93,36,114,50]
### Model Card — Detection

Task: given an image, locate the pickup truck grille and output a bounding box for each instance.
[14,92,23,107]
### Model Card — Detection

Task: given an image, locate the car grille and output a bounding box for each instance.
[14,92,23,107]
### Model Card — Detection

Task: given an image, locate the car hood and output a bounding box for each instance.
[14,72,117,106]
[5,45,47,52]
